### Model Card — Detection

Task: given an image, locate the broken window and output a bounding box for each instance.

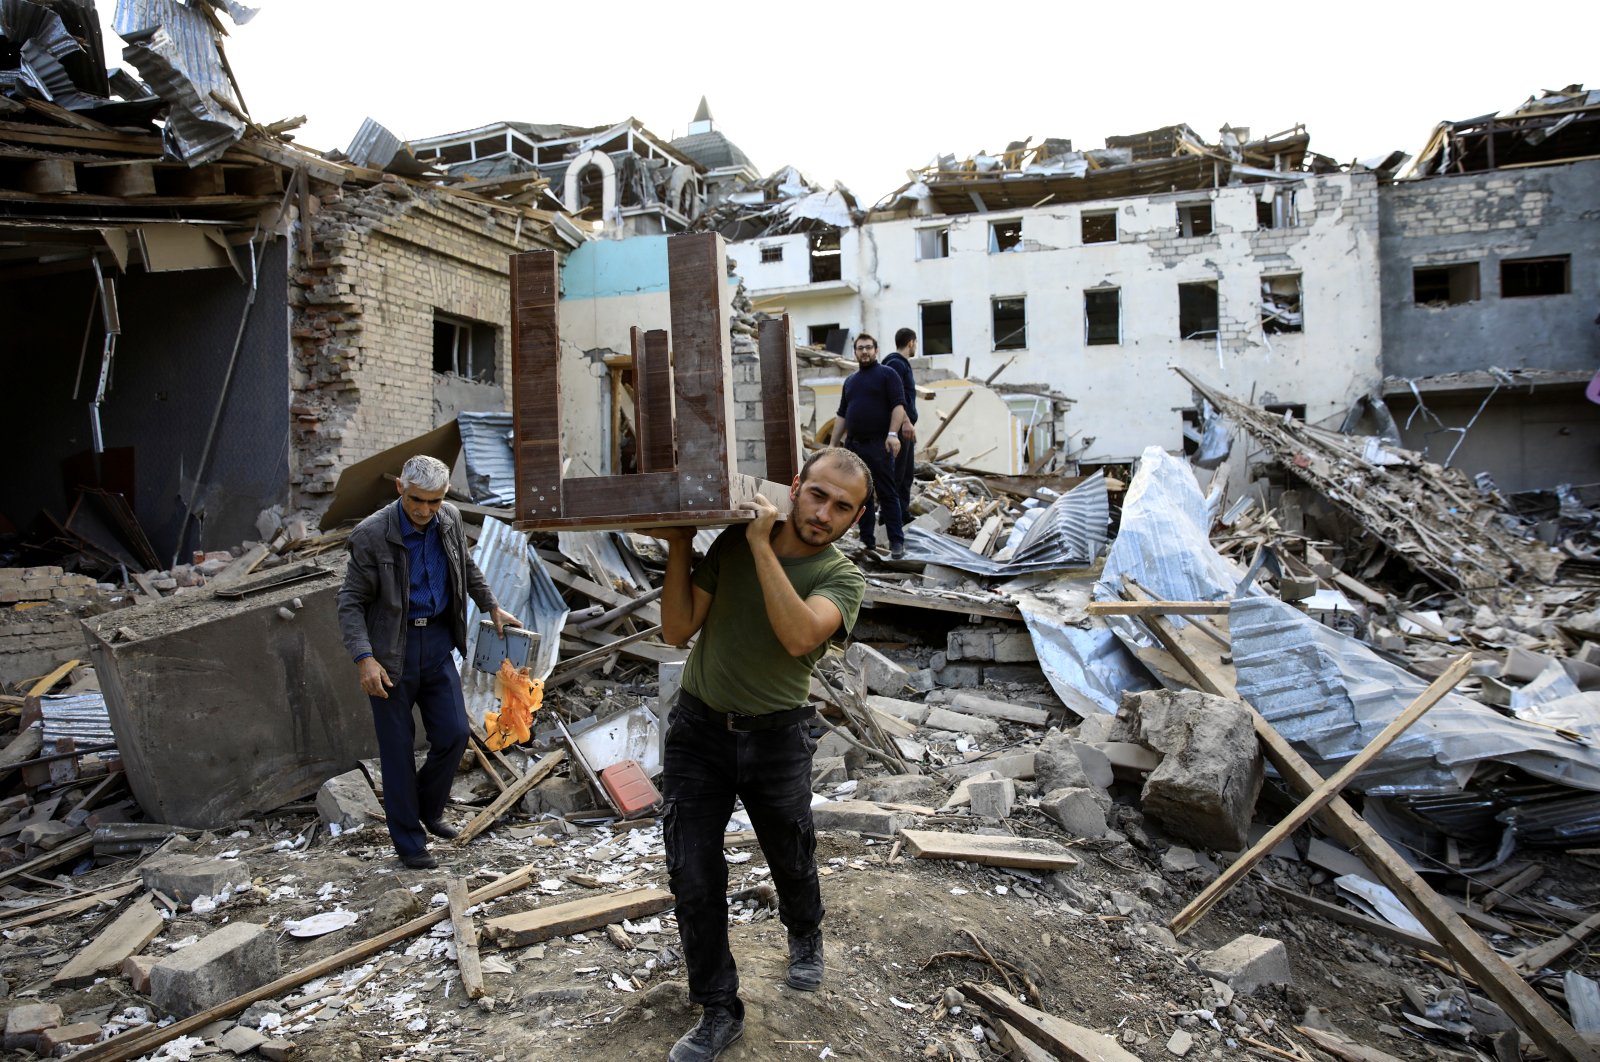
[1260,274,1303,334]
[1081,212,1117,244]
[432,312,498,382]
[808,323,841,350]
[809,229,842,283]
[1178,282,1219,340]
[1413,263,1480,306]
[1501,255,1570,297]
[760,245,783,264]
[1177,202,1213,238]
[989,219,1023,254]
[921,302,953,356]
[992,297,1026,350]
[916,227,950,260]
[575,164,606,214]
[1256,196,1275,230]
[1084,288,1120,346]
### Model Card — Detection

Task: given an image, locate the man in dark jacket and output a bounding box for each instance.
[883,328,919,519]
[828,333,911,559]
[337,455,518,869]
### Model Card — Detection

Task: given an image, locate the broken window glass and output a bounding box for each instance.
[1260,274,1303,334]
[916,227,950,260]
[809,229,842,283]
[1500,255,1570,297]
[760,245,783,264]
[433,312,498,382]
[1081,212,1116,244]
[1084,288,1120,345]
[921,302,953,355]
[1177,202,1213,238]
[1412,263,1480,306]
[1178,282,1219,339]
[989,219,1023,253]
[992,297,1027,350]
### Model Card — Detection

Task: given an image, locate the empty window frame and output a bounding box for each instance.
[1255,186,1298,230]
[808,229,842,283]
[808,323,845,354]
[1178,202,1213,237]
[916,227,950,260]
[921,302,953,355]
[989,218,1023,253]
[432,312,498,382]
[1084,288,1120,346]
[992,296,1027,350]
[1261,274,1303,334]
[1412,263,1480,306]
[1501,255,1570,297]
[1178,282,1219,339]
[760,245,783,264]
[1081,211,1117,244]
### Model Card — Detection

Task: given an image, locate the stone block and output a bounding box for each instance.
[150,922,281,1018]
[140,854,252,905]
[1199,933,1291,994]
[921,707,1000,740]
[991,630,1038,663]
[315,769,384,830]
[811,756,847,786]
[219,1023,268,1054]
[856,774,939,806]
[3,1002,62,1051]
[946,627,995,661]
[124,953,157,993]
[845,643,910,696]
[1034,730,1111,807]
[260,1040,297,1061]
[968,778,1016,820]
[933,663,984,688]
[866,696,929,724]
[948,693,1049,726]
[40,1022,102,1052]
[904,668,936,694]
[940,769,1000,811]
[809,800,906,838]
[943,752,1035,781]
[813,730,866,772]
[1041,787,1109,839]
[1133,691,1263,852]
[520,774,592,818]
[1068,741,1115,791]
[1092,741,1161,782]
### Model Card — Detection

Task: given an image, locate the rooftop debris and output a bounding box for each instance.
[1401,83,1600,178]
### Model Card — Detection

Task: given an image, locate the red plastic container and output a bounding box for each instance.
[600,759,661,816]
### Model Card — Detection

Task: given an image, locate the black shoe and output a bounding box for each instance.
[424,818,459,840]
[668,1004,744,1062]
[786,930,824,991]
[889,544,906,561]
[399,850,437,870]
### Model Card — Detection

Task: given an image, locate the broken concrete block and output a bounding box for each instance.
[219,1023,269,1054]
[845,643,911,696]
[1199,933,1291,995]
[260,1040,297,1061]
[946,627,995,661]
[1040,787,1109,839]
[315,769,384,830]
[1075,713,1118,744]
[38,1021,100,1053]
[948,692,1049,726]
[1068,741,1114,790]
[124,953,157,993]
[150,922,281,1018]
[1034,730,1111,808]
[809,800,906,838]
[1129,690,1263,852]
[943,752,1035,781]
[1166,1028,1195,1057]
[810,756,847,786]
[866,695,929,725]
[1161,846,1200,873]
[940,769,1001,811]
[933,663,984,688]
[905,668,936,694]
[1277,575,1318,602]
[18,819,85,849]
[3,1002,62,1051]
[140,853,251,905]
[1091,741,1161,783]
[519,774,592,818]
[920,707,1000,740]
[856,774,939,806]
[813,730,866,772]
[991,629,1038,663]
[967,778,1016,820]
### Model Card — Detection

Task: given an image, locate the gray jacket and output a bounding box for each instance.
[337,500,499,677]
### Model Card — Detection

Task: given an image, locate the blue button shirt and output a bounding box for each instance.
[399,500,450,619]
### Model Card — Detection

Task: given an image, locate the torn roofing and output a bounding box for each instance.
[113,0,246,164]
[902,472,1109,576]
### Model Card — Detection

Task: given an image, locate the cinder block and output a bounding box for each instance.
[846,643,911,696]
[921,707,1000,740]
[1199,933,1291,994]
[809,800,906,838]
[942,752,1035,781]
[968,778,1016,820]
[946,627,994,662]
[140,854,251,905]
[935,663,984,688]
[991,630,1038,663]
[316,769,384,829]
[3,1002,63,1051]
[1040,787,1109,839]
[150,922,281,1018]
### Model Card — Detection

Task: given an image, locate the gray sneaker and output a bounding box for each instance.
[786,930,824,991]
[669,1004,744,1061]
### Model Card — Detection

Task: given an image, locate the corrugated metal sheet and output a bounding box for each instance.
[559,531,647,594]
[113,0,244,164]
[459,517,568,727]
[903,472,1108,576]
[458,411,516,506]
[1010,580,1156,717]
[41,692,117,747]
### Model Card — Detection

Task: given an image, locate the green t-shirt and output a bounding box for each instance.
[682,526,865,716]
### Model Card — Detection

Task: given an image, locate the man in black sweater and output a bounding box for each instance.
[883,328,919,519]
[829,333,911,559]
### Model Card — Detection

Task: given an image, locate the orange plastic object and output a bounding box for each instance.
[484,659,543,751]
[600,759,660,816]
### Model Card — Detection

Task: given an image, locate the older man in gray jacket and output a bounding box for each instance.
[338,455,517,869]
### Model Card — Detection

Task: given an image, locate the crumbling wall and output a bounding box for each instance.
[859,172,1383,464]
[289,180,550,508]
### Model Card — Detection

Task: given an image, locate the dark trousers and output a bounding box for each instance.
[662,691,822,1008]
[846,435,904,549]
[893,427,916,518]
[369,621,469,857]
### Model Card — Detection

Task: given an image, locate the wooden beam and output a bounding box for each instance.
[510,249,564,525]
[1261,882,1440,953]
[1086,600,1231,616]
[68,864,542,1062]
[667,233,736,501]
[52,894,163,987]
[899,829,1079,872]
[540,560,663,624]
[960,981,1140,1062]
[483,887,674,948]
[27,658,82,696]
[1170,653,1472,935]
[0,835,94,889]
[86,161,156,198]
[453,749,565,845]
[446,879,485,999]
[1510,910,1600,974]
[0,880,140,932]
[758,314,802,484]
[860,582,1021,621]
[634,327,674,474]
[158,164,226,198]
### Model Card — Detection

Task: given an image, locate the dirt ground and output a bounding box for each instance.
[5,749,1555,1062]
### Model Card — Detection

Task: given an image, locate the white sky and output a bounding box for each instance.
[99,1,1593,207]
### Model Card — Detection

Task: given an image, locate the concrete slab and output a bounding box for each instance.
[151,922,281,1018]
[316,769,384,829]
[810,800,907,838]
[1199,933,1291,995]
[968,778,1016,819]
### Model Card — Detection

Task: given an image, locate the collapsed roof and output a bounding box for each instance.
[692,164,863,239]
[1399,84,1600,178]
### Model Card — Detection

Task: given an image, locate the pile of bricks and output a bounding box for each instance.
[0,566,102,604]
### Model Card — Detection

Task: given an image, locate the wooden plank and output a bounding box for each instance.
[87,161,156,198]
[28,658,82,696]
[860,582,1021,621]
[949,692,1052,726]
[758,314,801,484]
[1261,883,1439,953]
[446,879,485,999]
[510,250,564,525]
[1565,972,1600,1034]
[1123,585,1593,1062]
[0,835,94,889]
[635,327,675,474]
[483,887,674,948]
[899,829,1079,872]
[52,894,163,987]
[68,864,541,1062]
[540,560,663,624]
[960,982,1139,1062]
[0,880,140,932]
[558,626,683,668]
[1478,862,1545,913]
[1169,654,1472,935]
[1086,600,1231,616]
[1293,1026,1407,1062]
[1510,910,1600,973]
[454,750,565,845]
[560,473,680,518]
[666,232,735,497]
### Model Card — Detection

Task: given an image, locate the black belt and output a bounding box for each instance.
[675,690,814,733]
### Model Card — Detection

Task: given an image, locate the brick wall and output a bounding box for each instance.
[0,566,99,604]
